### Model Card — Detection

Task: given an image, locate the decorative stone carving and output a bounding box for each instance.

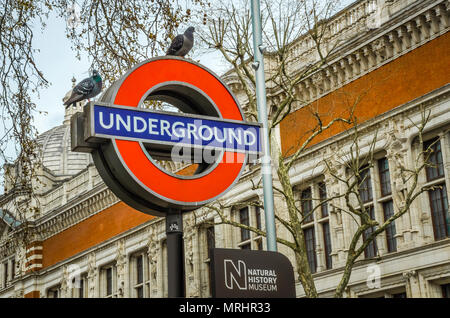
[333,63,345,84]
[339,58,353,81]
[323,145,346,232]
[347,55,360,79]
[373,36,393,61]
[15,243,26,278]
[60,265,69,298]
[384,117,408,207]
[388,31,403,55]
[14,288,24,298]
[403,270,420,297]
[184,223,195,273]
[403,270,417,281]
[87,252,97,298]
[183,214,200,297]
[323,146,344,196]
[147,228,159,285]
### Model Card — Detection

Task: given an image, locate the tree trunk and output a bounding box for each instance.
[334,254,356,298]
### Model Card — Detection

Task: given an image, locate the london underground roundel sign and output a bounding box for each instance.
[71,57,262,216]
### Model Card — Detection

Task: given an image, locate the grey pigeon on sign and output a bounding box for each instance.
[64,70,102,108]
[166,27,195,57]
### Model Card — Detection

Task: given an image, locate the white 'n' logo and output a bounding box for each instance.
[224,259,247,290]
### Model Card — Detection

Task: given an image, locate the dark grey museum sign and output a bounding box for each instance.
[211,248,296,298]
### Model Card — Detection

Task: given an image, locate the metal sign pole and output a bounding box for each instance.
[250,0,278,252]
[165,210,185,297]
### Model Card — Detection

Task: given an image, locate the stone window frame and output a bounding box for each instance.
[46,284,61,298]
[348,151,402,259]
[1,260,8,289]
[361,205,378,259]
[382,200,397,253]
[71,273,88,298]
[356,162,377,259]
[234,204,264,251]
[375,156,397,254]
[0,256,15,289]
[322,218,333,270]
[129,250,151,298]
[100,263,117,298]
[419,132,450,241]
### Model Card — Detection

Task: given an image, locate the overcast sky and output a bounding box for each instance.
[32,15,91,134]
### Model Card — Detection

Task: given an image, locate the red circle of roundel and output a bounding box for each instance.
[112,59,246,204]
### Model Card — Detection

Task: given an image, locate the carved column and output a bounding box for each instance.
[325,68,337,90]
[403,270,427,298]
[60,265,69,298]
[183,214,200,297]
[15,242,27,279]
[340,59,353,82]
[323,147,346,267]
[159,237,167,298]
[220,207,234,248]
[435,4,449,29]
[305,78,317,100]
[438,131,450,201]
[415,15,430,41]
[311,184,325,273]
[386,116,427,249]
[333,63,345,84]
[14,287,24,298]
[147,227,160,298]
[87,252,97,298]
[311,72,322,96]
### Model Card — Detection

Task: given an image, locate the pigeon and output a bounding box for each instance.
[64,70,102,108]
[166,26,195,57]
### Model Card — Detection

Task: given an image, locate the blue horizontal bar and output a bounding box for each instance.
[92,104,262,154]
